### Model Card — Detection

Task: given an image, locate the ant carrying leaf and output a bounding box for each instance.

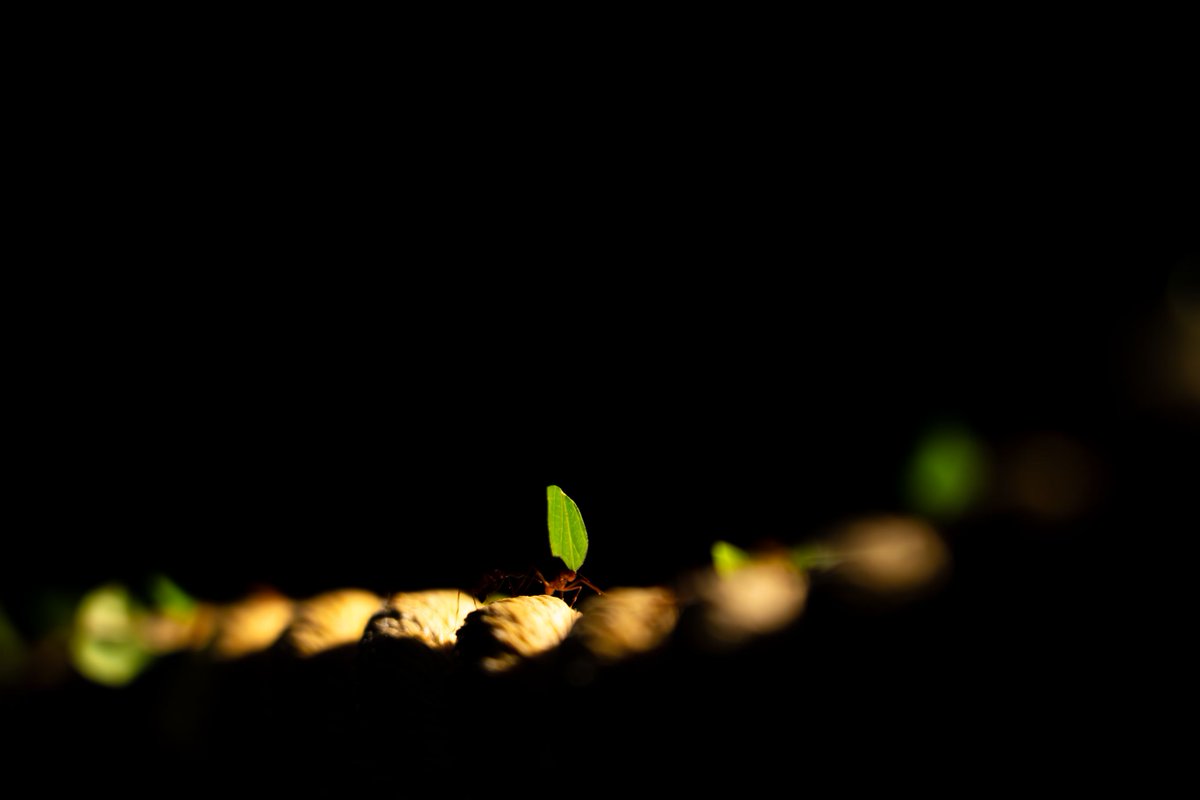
[470,486,603,608]
[535,560,604,607]
[472,556,603,608]
[543,485,603,604]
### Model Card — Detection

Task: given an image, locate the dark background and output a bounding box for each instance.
[6,202,1193,788]
[3,57,1196,784]
[7,202,1192,602]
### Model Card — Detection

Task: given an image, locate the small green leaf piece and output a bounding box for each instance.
[547,485,589,572]
[711,540,752,574]
[148,573,196,618]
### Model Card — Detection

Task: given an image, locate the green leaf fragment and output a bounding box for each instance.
[148,573,196,618]
[711,540,752,574]
[547,485,589,572]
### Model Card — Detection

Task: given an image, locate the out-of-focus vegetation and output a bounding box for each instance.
[903,422,987,522]
[69,583,154,687]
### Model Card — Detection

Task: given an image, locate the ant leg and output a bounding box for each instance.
[575,573,604,596]
[562,584,584,608]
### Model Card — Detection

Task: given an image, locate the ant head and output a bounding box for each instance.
[535,555,573,578]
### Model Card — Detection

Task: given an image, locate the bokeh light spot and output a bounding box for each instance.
[904,422,988,520]
[69,584,153,687]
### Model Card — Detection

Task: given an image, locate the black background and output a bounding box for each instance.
[5,0,1195,619]
[3,60,1196,787]
[7,198,1191,602]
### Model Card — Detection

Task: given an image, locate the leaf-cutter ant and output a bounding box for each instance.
[472,557,603,608]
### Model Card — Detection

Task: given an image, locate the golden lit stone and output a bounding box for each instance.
[569,587,679,663]
[285,589,383,658]
[210,589,295,660]
[454,594,580,673]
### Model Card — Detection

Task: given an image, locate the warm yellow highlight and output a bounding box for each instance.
[456,594,580,673]
[830,515,950,593]
[285,589,384,658]
[570,587,679,662]
[210,589,295,659]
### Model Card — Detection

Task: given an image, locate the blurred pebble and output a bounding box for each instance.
[680,559,809,650]
[568,587,679,663]
[827,514,950,595]
[211,588,294,659]
[284,589,383,658]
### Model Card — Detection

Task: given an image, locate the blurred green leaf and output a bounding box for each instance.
[148,573,196,618]
[69,583,153,687]
[904,422,987,520]
[711,540,752,574]
[547,485,589,572]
